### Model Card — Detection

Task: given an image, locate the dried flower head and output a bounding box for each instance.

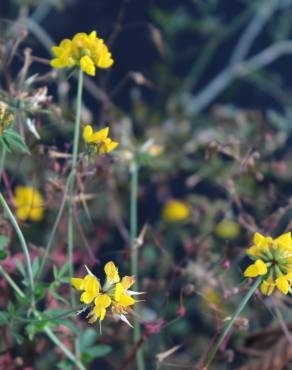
[244,232,292,295]
[71,262,143,326]
[83,124,118,154]
[50,31,113,76]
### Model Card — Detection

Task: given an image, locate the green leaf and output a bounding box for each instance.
[82,345,111,363]
[32,257,40,277]
[16,260,26,277]
[4,130,30,154]
[79,328,98,352]
[0,311,9,325]
[0,235,9,249]
[57,360,74,370]
[0,250,8,259]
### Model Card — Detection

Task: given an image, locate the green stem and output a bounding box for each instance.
[0,265,24,298]
[68,67,83,360]
[204,277,262,369]
[0,266,85,369]
[130,159,145,370]
[0,192,34,295]
[0,146,6,182]
[44,327,86,370]
[37,170,75,280]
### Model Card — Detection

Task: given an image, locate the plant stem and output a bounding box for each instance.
[68,67,83,288]
[130,159,145,370]
[0,267,85,369]
[203,277,262,369]
[0,192,34,295]
[0,146,6,182]
[67,67,83,360]
[37,170,74,280]
[0,265,25,298]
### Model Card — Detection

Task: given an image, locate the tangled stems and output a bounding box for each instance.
[0,266,86,370]
[203,277,262,369]
[130,159,145,370]
[0,192,34,296]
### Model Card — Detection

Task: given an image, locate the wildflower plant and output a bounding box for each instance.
[71,261,142,328]
[50,31,114,76]
[244,232,292,295]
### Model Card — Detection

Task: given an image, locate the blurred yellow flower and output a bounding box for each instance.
[71,262,142,326]
[0,101,14,135]
[50,31,113,76]
[162,200,190,222]
[83,124,118,154]
[14,186,44,222]
[243,232,292,295]
[215,220,240,240]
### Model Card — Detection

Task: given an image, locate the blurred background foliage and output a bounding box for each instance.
[0,0,292,369]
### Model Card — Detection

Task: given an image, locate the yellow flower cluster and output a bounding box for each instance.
[162,200,190,222]
[0,101,14,135]
[71,261,141,326]
[50,31,113,76]
[83,124,118,154]
[244,232,292,295]
[14,186,44,222]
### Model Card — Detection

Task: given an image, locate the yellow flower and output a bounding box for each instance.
[244,232,292,295]
[14,186,44,222]
[71,262,142,326]
[50,31,113,76]
[243,259,267,277]
[71,274,100,304]
[83,125,119,154]
[162,199,190,222]
[215,220,240,240]
[0,101,14,135]
[104,261,120,284]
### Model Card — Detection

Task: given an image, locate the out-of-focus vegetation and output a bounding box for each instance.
[0,0,292,369]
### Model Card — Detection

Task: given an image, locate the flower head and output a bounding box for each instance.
[50,31,113,76]
[243,232,292,295]
[71,261,143,326]
[83,124,118,154]
[14,186,44,222]
[0,101,14,135]
[162,199,190,222]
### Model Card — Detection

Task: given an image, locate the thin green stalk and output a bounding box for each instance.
[203,277,262,369]
[37,170,75,280]
[44,327,86,370]
[0,266,85,369]
[0,192,34,294]
[130,159,145,370]
[0,146,6,181]
[0,265,24,298]
[67,67,83,360]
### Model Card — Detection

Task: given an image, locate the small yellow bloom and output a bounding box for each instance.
[243,259,267,277]
[215,220,240,240]
[71,262,142,326]
[50,31,113,76]
[104,261,120,284]
[14,186,44,222]
[244,232,292,295]
[83,124,118,154]
[162,200,190,222]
